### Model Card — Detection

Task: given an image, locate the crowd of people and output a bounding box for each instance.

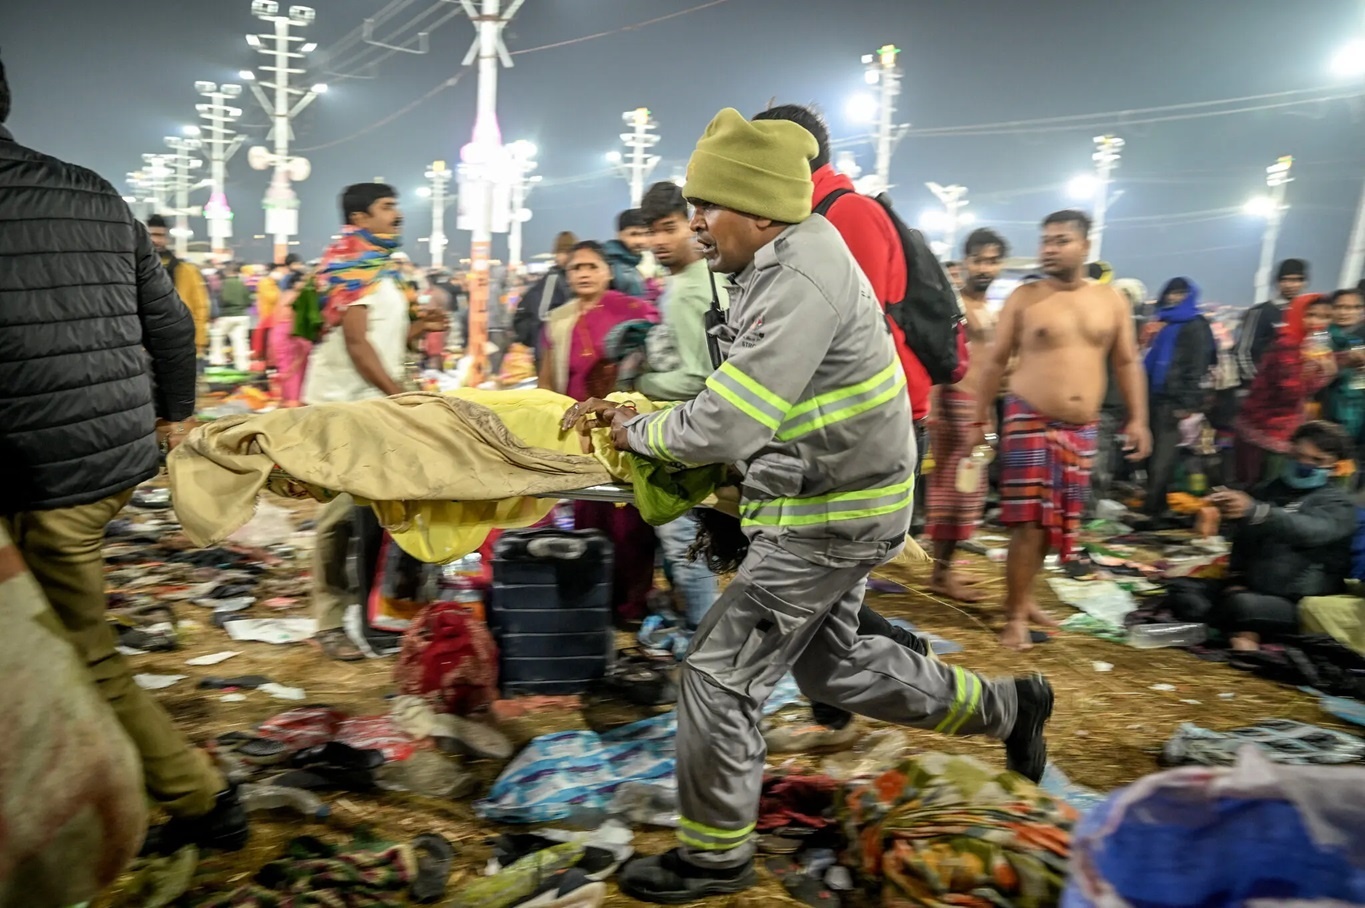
[5,43,1365,904]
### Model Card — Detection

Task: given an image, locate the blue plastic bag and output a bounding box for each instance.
[1064,747,1365,907]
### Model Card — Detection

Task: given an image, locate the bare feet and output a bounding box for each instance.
[1000,619,1034,651]
[1027,602,1060,628]
[929,571,987,603]
[1229,632,1261,652]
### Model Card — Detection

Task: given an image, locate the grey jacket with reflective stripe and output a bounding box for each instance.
[625,216,914,549]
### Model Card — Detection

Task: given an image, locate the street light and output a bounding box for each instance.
[605,150,622,164]
[1244,195,1277,218]
[416,186,433,199]
[845,93,878,125]
[1334,38,1365,78]
[919,209,949,233]
[1068,173,1100,201]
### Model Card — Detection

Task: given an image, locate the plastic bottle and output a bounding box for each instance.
[1127,622,1207,649]
[1306,330,1333,364]
[239,783,331,820]
[955,444,995,494]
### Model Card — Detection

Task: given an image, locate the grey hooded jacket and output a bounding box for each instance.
[624,215,913,555]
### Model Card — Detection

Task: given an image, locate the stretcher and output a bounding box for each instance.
[529,484,639,504]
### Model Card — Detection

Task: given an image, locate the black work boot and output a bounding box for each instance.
[139,784,249,856]
[1004,673,1054,783]
[618,848,756,904]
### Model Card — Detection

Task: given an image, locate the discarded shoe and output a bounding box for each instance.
[409,833,456,903]
[519,868,606,907]
[448,841,585,908]
[763,705,862,755]
[216,732,291,766]
[432,713,516,762]
[595,648,676,707]
[139,784,249,856]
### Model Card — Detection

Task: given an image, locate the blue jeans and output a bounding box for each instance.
[655,512,718,628]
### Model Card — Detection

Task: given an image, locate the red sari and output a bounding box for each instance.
[1235,294,1333,482]
[543,290,660,622]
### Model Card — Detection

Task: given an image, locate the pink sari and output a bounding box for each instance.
[268,287,313,406]
[544,290,660,621]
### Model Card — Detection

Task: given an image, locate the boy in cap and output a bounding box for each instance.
[563,108,1054,903]
[1235,257,1310,384]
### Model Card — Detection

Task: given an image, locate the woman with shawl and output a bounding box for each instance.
[1142,277,1216,514]
[539,241,660,622]
[1234,293,1337,485]
[1321,288,1365,442]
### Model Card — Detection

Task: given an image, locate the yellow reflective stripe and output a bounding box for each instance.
[677,817,755,848]
[934,666,971,733]
[705,362,790,431]
[647,413,677,463]
[777,361,904,441]
[945,671,983,735]
[678,830,743,851]
[719,361,791,415]
[739,479,914,528]
[678,817,755,840]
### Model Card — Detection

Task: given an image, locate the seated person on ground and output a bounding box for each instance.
[1192,421,1357,651]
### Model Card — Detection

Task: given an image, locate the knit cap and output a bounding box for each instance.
[681,108,817,224]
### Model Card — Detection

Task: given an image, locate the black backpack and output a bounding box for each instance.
[815,188,969,385]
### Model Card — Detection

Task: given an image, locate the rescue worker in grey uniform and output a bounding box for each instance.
[563,107,1055,905]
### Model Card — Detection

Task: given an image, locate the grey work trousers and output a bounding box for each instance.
[675,535,1018,868]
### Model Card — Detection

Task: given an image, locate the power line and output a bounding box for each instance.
[290,0,734,152]
[905,86,1364,137]
[324,2,465,81]
[293,71,466,152]
[508,0,733,56]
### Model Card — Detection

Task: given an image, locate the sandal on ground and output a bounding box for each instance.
[311,628,364,662]
[597,648,676,707]
[409,833,456,903]
[214,732,291,766]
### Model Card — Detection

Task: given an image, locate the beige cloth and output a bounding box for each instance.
[1299,587,1365,656]
[0,524,146,908]
[169,390,618,552]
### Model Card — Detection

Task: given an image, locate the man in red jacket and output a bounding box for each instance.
[753,104,936,731]
[752,105,932,429]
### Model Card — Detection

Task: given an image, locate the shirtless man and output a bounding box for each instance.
[971,210,1151,650]
[927,228,1007,602]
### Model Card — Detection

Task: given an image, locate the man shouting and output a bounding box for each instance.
[564,108,1054,904]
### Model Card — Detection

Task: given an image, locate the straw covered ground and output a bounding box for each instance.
[94,500,1353,907]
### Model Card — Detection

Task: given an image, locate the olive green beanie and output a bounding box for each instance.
[681,108,818,224]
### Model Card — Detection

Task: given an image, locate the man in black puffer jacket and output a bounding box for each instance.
[0,56,248,855]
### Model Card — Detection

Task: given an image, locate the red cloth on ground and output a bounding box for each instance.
[926,387,988,542]
[811,164,930,421]
[757,772,841,832]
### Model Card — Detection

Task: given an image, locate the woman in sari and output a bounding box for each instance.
[540,241,660,622]
[1235,293,1337,485]
[267,273,314,407]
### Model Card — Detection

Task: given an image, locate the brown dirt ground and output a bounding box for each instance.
[94,498,1356,908]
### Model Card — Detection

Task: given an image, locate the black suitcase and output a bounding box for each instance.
[489,528,614,695]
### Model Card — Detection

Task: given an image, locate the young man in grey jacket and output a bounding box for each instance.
[564,107,1054,904]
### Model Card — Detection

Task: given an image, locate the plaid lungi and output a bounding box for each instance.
[926,387,988,542]
[999,395,1098,560]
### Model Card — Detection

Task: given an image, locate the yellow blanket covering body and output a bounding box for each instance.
[171,390,676,562]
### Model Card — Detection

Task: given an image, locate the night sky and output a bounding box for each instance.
[6,0,1365,304]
